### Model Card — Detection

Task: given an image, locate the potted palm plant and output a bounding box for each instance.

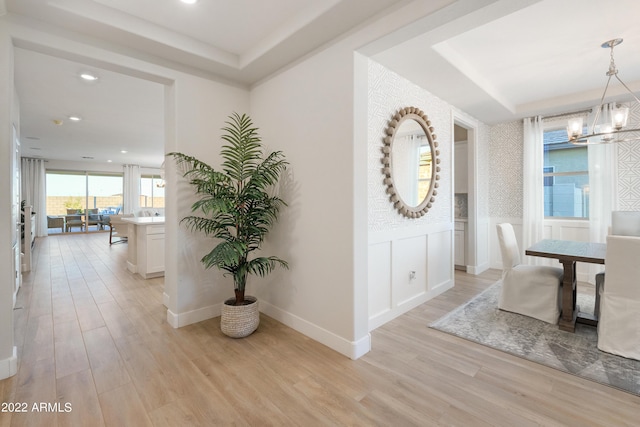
[169,112,289,338]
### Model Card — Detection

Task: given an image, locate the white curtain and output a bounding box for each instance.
[21,158,47,237]
[522,116,545,265]
[587,103,619,281]
[123,164,140,215]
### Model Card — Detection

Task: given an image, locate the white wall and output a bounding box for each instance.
[166,76,250,327]
[246,1,455,359]
[0,20,17,379]
[250,0,499,355]
[249,37,368,358]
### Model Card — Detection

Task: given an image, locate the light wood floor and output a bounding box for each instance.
[1,233,639,426]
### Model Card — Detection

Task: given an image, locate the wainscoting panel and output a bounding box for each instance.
[427,230,453,289]
[368,241,392,320]
[368,223,454,331]
[393,235,428,307]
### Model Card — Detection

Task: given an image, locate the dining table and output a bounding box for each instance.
[525,239,606,332]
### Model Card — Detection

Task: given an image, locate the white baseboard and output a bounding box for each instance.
[126,261,137,274]
[260,300,371,360]
[0,346,17,380]
[163,292,169,308]
[166,303,220,328]
[165,300,373,360]
[467,261,490,275]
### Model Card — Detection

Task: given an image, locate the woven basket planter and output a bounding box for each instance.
[220,296,259,338]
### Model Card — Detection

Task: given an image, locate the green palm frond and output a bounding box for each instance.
[168,113,289,295]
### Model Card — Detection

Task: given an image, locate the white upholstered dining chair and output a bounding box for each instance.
[594,210,640,317]
[496,223,564,324]
[597,234,640,361]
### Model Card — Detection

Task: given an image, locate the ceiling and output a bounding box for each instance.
[4,0,640,168]
[372,0,640,124]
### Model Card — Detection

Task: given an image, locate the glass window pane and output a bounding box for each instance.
[87,174,123,215]
[140,176,153,208]
[46,170,124,233]
[140,175,165,208]
[46,172,87,215]
[543,127,589,218]
[543,173,589,218]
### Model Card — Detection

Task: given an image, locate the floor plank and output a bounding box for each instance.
[0,233,638,426]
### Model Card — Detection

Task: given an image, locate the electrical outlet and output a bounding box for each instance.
[409,270,416,280]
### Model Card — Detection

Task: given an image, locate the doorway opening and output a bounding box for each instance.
[45,170,123,234]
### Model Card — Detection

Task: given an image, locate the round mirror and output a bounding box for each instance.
[381,107,440,218]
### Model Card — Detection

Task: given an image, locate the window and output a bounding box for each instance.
[46,171,123,233]
[543,125,589,219]
[140,174,165,208]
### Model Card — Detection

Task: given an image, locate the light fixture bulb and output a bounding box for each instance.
[69,116,82,121]
[121,150,128,154]
[180,0,198,4]
[567,117,583,139]
[80,73,98,81]
[611,107,629,130]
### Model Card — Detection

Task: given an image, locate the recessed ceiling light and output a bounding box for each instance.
[80,72,98,81]
[107,160,112,163]
[121,150,128,154]
[69,115,82,121]
[180,0,198,4]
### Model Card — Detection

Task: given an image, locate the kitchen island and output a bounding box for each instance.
[122,216,165,279]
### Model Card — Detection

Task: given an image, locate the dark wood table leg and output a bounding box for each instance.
[558,260,577,332]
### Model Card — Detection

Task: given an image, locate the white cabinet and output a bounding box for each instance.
[123,218,165,279]
[21,207,35,272]
[144,226,165,276]
[454,221,466,269]
[454,141,468,194]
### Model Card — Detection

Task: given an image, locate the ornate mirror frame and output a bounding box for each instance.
[381,107,440,218]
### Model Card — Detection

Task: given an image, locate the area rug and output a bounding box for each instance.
[429,281,640,396]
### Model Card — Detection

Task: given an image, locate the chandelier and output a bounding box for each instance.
[566,38,640,145]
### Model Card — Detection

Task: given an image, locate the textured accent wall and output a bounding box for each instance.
[617,102,640,210]
[476,121,491,218]
[368,60,452,232]
[489,121,524,218]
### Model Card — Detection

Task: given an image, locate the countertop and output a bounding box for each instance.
[121,216,165,225]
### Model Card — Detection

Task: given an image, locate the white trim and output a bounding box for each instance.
[0,346,17,380]
[126,261,137,274]
[369,221,451,244]
[351,333,372,360]
[166,300,372,359]
[466,261,489,275]
[260,300,371,360]
[166,303,220,328]
[452,111,483,274]
[162,292,169,308]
